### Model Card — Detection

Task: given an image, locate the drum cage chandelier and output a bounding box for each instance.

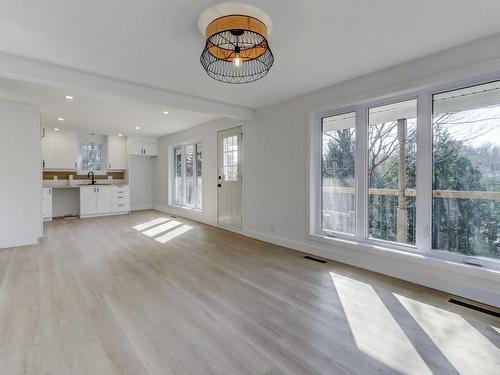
[200,14,274,84]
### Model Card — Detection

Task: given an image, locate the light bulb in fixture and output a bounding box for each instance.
[54,128,60,131]
[233,45,241,67]
[64,95,74,100]
[163,111,169,115]
[118,133,123,137]
[135,126,141,130]
[57,117,64,121]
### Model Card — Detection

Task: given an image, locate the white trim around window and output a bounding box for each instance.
[309,75,500,272]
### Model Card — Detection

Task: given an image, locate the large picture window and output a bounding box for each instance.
[368,99,417,245]
[315,79,500,266]
[433,82,500,259]
[172,143,202,209]
[321,112,356,235]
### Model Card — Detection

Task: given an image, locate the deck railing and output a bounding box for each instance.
[321,187,500,256]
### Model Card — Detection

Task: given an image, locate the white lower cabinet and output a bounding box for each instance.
[42,188,52,221]
[80,185,129,218]
[112,186,130,213]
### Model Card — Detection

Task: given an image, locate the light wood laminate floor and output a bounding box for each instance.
[1,210,499,375]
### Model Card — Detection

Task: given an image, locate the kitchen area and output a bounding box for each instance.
[41,128,158,221]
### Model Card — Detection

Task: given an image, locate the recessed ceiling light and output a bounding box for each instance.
[118,133,123,137]
[163,111,169,114]
[135,126,141,130]
[57,117,64,121]
[54,128,60,131]
[64,95,74,100]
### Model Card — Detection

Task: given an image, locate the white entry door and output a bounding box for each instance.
[218,127,243,229]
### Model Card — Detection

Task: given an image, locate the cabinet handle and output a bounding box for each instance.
[109,163,111,168]
[75,162,77,168]
[42,160,45,168]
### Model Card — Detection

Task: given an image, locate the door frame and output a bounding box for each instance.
[217,125,244,230]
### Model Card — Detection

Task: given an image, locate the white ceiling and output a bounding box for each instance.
[0,77,217,137]
[1,0,500,134]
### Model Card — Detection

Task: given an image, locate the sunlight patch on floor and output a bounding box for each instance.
[142,220,181,237]
[133,218,170,231]
[330,272,432,374]
[492,325,500,334]
[395,293,500,374]
[156,225,193,244]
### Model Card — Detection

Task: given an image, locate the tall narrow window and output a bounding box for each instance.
[185,145,194,206]
[433,81,500,259]
[174,147,182,205]
[321,112,356,234]
[368,99,417,245]
[172,143,202,209]
[196,143,202,209]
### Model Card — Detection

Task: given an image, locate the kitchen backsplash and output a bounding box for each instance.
[43,171,125,180]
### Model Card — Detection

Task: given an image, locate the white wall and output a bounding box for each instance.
[156,34,500,307]
[0,99,42,249]
[156,118,240,225]
[129,155,154,211]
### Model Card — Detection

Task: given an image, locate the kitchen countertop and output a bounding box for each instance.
[43,181,128,189]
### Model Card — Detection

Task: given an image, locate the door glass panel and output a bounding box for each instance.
[223,135,238,181]
[433,81,500,259]
[368,99,417,245]
[321,112,356,235]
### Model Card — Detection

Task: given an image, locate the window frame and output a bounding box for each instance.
[310,77,500,271]
[171,142,203,210]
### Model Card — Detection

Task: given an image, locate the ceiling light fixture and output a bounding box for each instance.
[199,4,274,84]
[135,126,141,130]
[163,111,169,114]
[57,117,64,121]
[54,128,60,131]
[118,133,123,137]
[64,95,74,100]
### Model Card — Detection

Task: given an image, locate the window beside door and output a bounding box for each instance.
[171,143,202,209]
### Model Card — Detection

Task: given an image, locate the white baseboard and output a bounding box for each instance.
[131,204,153,211]
[244,229,500,308]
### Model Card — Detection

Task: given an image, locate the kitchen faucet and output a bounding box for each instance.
[87,171,96,185]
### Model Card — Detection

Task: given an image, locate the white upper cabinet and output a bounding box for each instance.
[42,129,79,170]
[127,136,159,156]
[107,135,127,170]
